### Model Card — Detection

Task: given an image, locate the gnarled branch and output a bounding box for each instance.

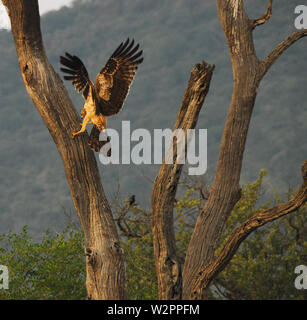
[251,0,272,30]
[190,160,307,299]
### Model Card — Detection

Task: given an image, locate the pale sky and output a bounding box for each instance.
[0,0,74,30]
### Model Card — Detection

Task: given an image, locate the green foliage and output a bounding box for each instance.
[0,224,86,300]
[120,205,158,299]
[0,171,306,300]
[210,171,307,300]
[124,169,307,300]
[120,170,307,300]
[211,206,307,300]
[175,188,200,262]
[217,169,270,250]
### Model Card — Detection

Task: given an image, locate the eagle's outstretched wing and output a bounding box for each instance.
[59,40,143,154]
[60,52,93,100]
[95,38,143,116]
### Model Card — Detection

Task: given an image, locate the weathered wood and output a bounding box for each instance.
[182,0,307,299]
[251,0,272,29]
[3,0,126,299]
[190,160,307,299]
[182,0,260,299]
[151,61,214,299]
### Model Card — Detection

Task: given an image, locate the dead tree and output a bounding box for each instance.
[2,0,126,300]
[151,0,307,299]
[3,0,307,300]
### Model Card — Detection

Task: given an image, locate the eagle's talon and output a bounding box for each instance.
[81,109,86,119]
[72,131,80,138]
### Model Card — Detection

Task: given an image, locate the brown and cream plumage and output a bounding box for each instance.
[60,38,143,151]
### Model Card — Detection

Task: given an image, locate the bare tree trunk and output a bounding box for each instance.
[3,0,126,300]
[152,62,214,299]
[182,0,260,298]
[181,0,307,299]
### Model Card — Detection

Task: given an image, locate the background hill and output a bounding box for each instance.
[0,0,306,235]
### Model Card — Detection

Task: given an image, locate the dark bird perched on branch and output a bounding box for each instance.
[60,38,143,151]
[128,195,136,206]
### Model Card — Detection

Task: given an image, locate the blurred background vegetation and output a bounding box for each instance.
[0,0,306,246]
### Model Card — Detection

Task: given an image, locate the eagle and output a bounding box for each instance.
[60,38,143,152]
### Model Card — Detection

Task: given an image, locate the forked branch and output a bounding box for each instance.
[190,160,307,299]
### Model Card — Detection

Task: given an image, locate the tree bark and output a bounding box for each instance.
[152,61,214,299]
[3,0,126,300]
[190,160,307,299]
[251,0,272,29]
[182,0,259,298]
[182,0,307,299]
